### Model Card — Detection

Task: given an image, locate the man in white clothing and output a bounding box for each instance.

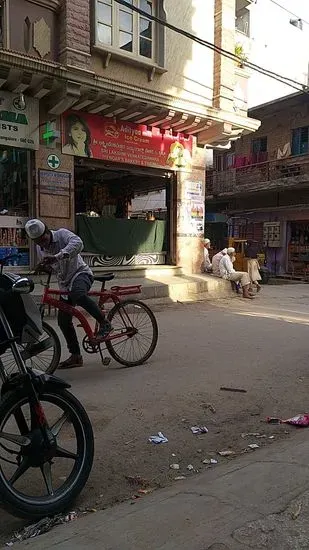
[202,238,212,272]
[212,248,227,277]
[219,247,252,299]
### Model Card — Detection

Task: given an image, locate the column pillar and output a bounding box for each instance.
[176,141,206,274]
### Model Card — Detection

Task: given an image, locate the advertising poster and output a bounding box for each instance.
[62,110,193,171]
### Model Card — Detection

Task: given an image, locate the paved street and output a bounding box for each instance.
[2,283,309,546]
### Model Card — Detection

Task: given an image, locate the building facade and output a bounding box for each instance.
[0,0,259,272]
[235,0,309,108]
[207,92,309,276]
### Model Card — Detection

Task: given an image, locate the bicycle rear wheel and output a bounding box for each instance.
[106,299,158,367]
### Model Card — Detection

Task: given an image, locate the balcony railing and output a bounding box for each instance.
[207,154,309,196]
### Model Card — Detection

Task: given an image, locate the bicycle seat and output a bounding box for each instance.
[93,273,115,283]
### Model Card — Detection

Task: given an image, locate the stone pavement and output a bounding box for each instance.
[17,431,309,550]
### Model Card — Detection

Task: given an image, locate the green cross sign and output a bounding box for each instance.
[47,154,61,169]
[42,123,55,145]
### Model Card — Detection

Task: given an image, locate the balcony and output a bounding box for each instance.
[206,154,309,197]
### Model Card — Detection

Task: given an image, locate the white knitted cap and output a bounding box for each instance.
[25,219,46,239]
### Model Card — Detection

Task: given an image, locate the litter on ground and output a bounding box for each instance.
[190,426,208,435]
[220,387,247,393]
[148,432,168,444]
[218,450,235,457]
[6,513,78,545]
[266,413,309,427]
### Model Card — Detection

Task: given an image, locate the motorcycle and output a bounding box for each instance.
[0,266,94,519]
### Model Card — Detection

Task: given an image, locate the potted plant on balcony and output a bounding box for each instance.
[235,43,248,68]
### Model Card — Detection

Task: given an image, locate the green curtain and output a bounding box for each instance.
[76,216,166,255]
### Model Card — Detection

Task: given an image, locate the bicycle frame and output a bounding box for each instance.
[41,276,142,343]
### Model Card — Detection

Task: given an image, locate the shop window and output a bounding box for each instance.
[94,0,165,66]
[0,147,30,265]
[292,126,309,156]
[252,136,267,154]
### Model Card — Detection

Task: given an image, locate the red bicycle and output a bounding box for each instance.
[23,270,158,374]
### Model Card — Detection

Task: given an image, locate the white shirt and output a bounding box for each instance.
[204,247,212,269]
[219,255,235,279]
[212,251,224,277]
[37,228,93,290]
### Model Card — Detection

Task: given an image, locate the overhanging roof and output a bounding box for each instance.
[0,49,260,145]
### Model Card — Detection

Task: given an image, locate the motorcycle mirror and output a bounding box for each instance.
[12,278,34,294]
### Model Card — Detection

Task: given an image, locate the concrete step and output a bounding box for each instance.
[33,274,233,317]
[15,265,183,285]
[90,265,184,278]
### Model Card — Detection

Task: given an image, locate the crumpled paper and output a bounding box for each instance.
[148,431,168,444]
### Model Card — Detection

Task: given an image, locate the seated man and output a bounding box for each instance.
[202,238,212,273]
[219,247,253,299]
[212,248,227,277]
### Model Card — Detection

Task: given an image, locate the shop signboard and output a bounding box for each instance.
[0,91,39,150]
[61,110,193,171]
[39,170,71,196]
[38,170,71,219]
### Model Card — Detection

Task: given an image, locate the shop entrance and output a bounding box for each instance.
[74,160,176,267]
[288,221,309,274]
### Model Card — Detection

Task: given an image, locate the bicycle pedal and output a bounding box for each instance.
[102,357,111,366]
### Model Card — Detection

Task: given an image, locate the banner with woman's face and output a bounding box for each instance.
[62,111,193,171]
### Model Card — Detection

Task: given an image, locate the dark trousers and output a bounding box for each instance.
[58,273,105,355]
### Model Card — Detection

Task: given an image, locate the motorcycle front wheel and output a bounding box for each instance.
[0,388,94,519]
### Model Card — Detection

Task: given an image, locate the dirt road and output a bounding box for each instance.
[1,284,309,544]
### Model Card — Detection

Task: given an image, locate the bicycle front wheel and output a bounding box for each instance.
[106,299,158,367]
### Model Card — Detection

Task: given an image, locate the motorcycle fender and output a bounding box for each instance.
[1,371,71,400]
[31,370,71,393]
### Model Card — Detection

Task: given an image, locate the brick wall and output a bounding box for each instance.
[35,105,75,231]
[213,0,236,112]
[59,0,91,69]
[234,96,309,161]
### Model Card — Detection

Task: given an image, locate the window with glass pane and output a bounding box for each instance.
[139,0,153,58]
[95,0,157,61]
[119,9,133,51]
[97,0,113,46]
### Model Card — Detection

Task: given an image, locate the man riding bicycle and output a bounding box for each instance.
[25,219,111,369]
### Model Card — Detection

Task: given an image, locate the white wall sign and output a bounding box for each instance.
[47,154,61,169]
[0,91,39,150]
